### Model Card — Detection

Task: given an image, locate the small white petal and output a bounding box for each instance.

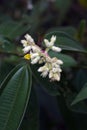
[25,34,34,43]
[44,39,51,47]
[23,46,31,53]
[49,71,53,78]
[56,59,63,65]
[38,66,46,72]
[21,40,27,47]
[30,52,39,59]
[32,46,41,52]
[52,67,62,73]
[31,56,40,64]
[57,68,62,72]
[52,46,61,52]
[41,70,49,77]
[52,63,59,68]
[54,73,60,81]
[51,35,56,43]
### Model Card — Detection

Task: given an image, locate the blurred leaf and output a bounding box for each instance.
[55,0,72,24]
[0,20,30,39]
[49,51,77,67]
[44,31,86,53]
[0,14,11,23]
[20,86,39,130]
[73,69,87,91]
[4,55,20,65]
[47,26,77,37]
[71,83,87,105]
[0,36,16,52]
[0,61,14,85]
[0,64,32,130]
[76,20,86,42]
[31,64,60,96]
[0,64,25,94]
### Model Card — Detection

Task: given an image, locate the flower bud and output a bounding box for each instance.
[31,56,40,64]
[22,46,31,53]
[25,34,34,43]
[52,46,61,52]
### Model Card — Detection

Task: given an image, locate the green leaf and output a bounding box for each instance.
[0,36,16,53]
[71,83,87,105]
[47,26,77,37]
[31,64,60,96]
[77,20,86,41]
[0,64,32,130]
[49,51,77,67]
[20,86,39,130]
[0,20,30,39]
[44,31,86,53]
[0,61,14,85]
[73,69,87,91]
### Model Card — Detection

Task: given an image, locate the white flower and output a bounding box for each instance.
[51,46,61,52]
[50,35,56,44]
[56,59,63,65]
[44,39,51,47]
[21,40,28,47]
[53,73,60,81]
[31,56,40,64]
[38,65,47,72]
[44,35,62,53]
[24,34,34,44]
[32,45,41,53]
[30,51,41,64]
[21,34,63,82]
[49,71,53,78]
[49,70,60,81]
[22,46,31,53]
[44,35,56,48]
[21,34,35,53]
[41,71,48,77]
[51,57,63,65]
[30,52,39,59]
[52,67,62,73]
[38,65,49,77]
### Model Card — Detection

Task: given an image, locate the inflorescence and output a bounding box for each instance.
[21,34,63,81]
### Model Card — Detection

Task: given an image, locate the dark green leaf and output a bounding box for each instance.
[0,21,30,39]
[47,26,77,37]
[20,86,39,130]
[0,61,14,85]
[49,51,77,67]
[0,36,16,52]
[73,69,87,91]
[44,31,86,53]
[0,64,32,130]
[77,20,86,41]
[71,83,87,105]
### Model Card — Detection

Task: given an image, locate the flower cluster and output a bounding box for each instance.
[21,34,63,81]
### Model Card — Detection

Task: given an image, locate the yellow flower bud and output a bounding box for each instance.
[24,54,31,60]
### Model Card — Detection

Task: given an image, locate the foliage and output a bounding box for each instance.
[0,0,87,130]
